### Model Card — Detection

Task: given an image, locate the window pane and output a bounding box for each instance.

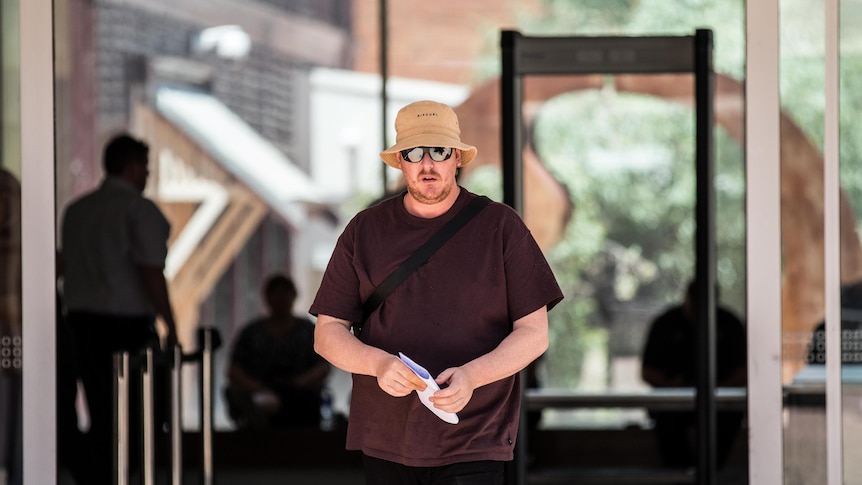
[52,0,751,480]
[840,0,862,479]
[780,0,827,480]
[54,0,361,436]
[0,1,23,483]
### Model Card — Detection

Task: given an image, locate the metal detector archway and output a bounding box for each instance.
[501,30,719,485]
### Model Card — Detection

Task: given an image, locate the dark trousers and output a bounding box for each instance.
[362,455,505,485]
[0,372,21,485]
[651,410,744,469]
[225,385,321,429]
[68,311,157,485]
[56,309,95,485]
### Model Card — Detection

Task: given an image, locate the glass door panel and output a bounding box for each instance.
[779,0,828,478]
[0,1,23,484]
[840,1,862,481]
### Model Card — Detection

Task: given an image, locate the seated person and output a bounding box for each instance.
[225,273,330,429]
[806,279,862,365]
[641,280,747,469]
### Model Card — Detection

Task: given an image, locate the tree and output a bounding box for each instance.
[464,0,747,389]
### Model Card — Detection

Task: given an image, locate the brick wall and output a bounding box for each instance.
[351,0,544,86]
[257,0,352,29]
[93,1,354,168]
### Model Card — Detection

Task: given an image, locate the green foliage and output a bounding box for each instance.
[519,0,746,77]
[542,0,640,30]
[841,58,862,209]
[470,0,753,390]
[776,0,862,268]
[461,164,502,202]
[462,87,748,387]
[473,0,862,393]
[525,90,745,387]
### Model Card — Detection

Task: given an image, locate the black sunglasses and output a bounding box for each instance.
[399,146,454,163]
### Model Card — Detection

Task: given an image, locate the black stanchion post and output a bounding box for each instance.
[694,28,717,485]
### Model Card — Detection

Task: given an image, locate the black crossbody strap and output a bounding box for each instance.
[361,195,491,322]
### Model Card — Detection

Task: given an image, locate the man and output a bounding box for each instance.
[641,280,747,469]
[310,100,563,484]
[226,273,330,429]
[61,133,178,484]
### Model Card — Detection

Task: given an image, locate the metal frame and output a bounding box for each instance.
[7,1,802,484]
[823,0,843,483]
[113,335,216,485]
[20,0,57,483]
[500,29,717,485]
[744,2,783,483]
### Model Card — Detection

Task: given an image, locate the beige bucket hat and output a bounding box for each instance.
[379,100,478,169]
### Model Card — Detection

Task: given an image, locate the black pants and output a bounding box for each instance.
[651,410,744,468]
[68,312,157,485]
[225,385,321,429]
[362,455,505,485]
[56,307,95,485]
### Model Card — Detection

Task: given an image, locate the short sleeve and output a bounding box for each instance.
[308,219,365,322]
[130,199,170,267]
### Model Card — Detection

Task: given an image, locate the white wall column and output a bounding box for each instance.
[745,0,784,483]
[19,0,56,483]
[823,0,842,483]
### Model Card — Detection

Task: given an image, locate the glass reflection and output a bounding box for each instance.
[0,169,21,485]
[0,1,22,483]
[49,0,751,480]
[840,2,862,481]
[781,0,862,482]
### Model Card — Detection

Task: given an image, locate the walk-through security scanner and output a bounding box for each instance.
[500,30,718,485]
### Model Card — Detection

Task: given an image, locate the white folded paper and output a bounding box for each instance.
[398,352,459,424]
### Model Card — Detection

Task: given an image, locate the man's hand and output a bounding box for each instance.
[164,326,179,349]
[429,367,475,413]
[375,355,428,397]
[418,305,548,414]
[137,264,179,349]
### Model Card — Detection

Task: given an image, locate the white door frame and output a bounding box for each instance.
[19,0,56,483]
[744,1,783,483]
[16,1,845,484]
[745,0,844,484]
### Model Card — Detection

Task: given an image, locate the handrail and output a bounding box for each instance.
[525,384,862,412]
[524,387,747,412]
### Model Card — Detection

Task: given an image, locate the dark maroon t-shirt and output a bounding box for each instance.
[309,188,563,466]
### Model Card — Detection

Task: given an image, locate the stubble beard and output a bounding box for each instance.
[406,173,454,205]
